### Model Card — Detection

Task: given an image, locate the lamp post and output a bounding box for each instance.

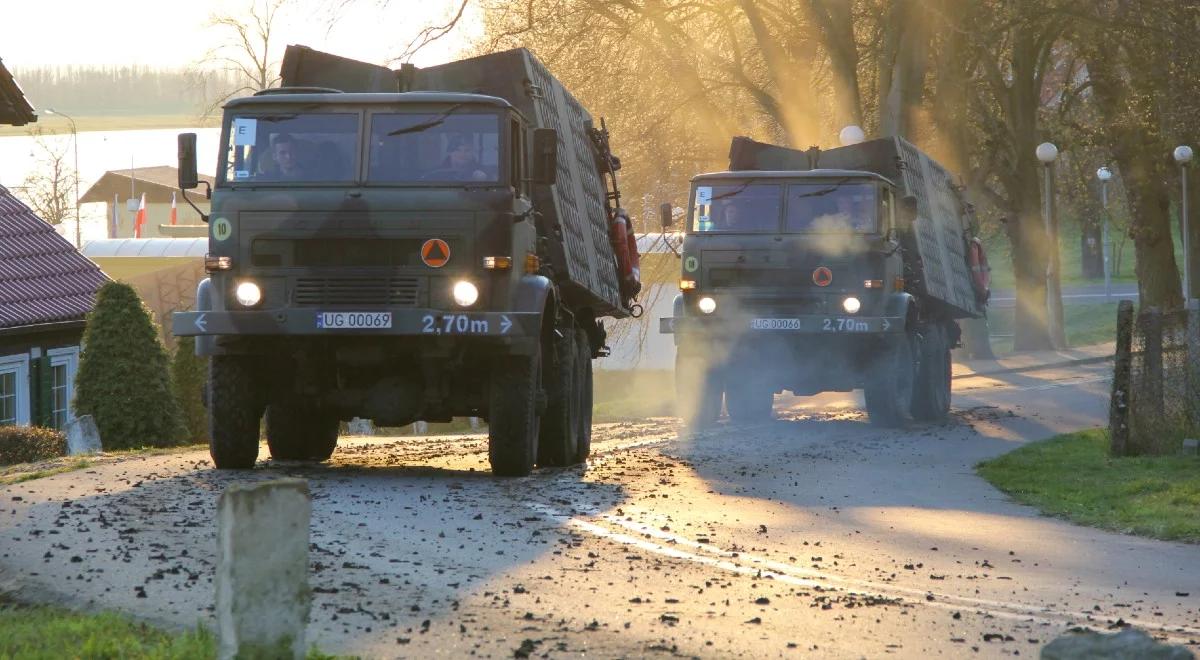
[44,109,81,248]
[1097,166,1113,301]
[1175,145,1194,305]
[1037,142,1064,348]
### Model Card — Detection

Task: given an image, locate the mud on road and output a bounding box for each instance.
[1,362,1197,658]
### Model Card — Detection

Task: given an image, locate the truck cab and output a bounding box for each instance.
[173,90,587,475]
[664,168,956,428]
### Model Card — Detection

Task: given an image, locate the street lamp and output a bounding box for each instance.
[1037,142,1064,348]
[1175,145,1194,305]
[1097,166,1113,301]
[43,109,81,249]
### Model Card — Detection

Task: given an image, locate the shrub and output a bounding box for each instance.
[75,282,187,450]
[171,336,209,444]
[0,426,67,465]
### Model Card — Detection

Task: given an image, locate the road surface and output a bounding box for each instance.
[2,359,1197,658]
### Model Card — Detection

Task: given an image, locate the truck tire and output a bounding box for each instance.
[488,345,542,477]
[208,355,266,469]
[265,400,340,461]
[538,322,580,467]
[864,332,917,428]
[911,324,952,422]
[676,355,723,428]
[572,327,593,464]
[725,368,774,423]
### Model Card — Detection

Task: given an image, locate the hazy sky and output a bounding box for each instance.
[3,0,482,70]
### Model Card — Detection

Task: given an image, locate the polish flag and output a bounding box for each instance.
[134,193,147,238]
[170,192,178,225]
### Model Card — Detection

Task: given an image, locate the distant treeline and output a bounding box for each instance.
[11,66,238,116]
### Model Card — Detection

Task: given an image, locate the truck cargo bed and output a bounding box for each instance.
[728,136,984,319]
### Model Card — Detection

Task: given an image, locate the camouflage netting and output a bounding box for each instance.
[1116,303,1200,455]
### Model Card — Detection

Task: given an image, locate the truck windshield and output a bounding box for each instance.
[786,182,878,233]
[222,113,359,184]
[691,183,782,233]
[368,111,501,184]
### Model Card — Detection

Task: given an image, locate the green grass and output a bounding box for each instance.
[0,459,92,487]
[984,222,1138,292]
[986,301,1119,353]
[0,601,344,659]
[978,429,1200,543]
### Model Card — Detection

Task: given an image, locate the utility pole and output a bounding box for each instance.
[1037,142,1065,349]
[1097,167,1113,301]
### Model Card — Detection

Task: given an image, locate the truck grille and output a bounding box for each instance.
[292,277,422,307]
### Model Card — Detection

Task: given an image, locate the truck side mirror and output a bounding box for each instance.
[531,128,558,185]
[659,202,673,229]
[178,133,199,190]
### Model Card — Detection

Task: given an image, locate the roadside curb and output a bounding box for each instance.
[952,353,1114,381]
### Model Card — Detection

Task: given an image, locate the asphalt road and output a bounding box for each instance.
[2,360,1198,658]
[989,283,1138,308]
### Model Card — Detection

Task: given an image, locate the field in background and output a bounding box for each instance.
[0,114,218,137]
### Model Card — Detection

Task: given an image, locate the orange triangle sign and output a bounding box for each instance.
[421,239,450,268]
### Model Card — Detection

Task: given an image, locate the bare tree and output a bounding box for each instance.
[192,0,289,117]
[18,127,77,227]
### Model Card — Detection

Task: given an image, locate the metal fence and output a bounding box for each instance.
[1110,300,1200,455]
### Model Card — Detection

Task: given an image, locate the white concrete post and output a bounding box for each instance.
[216,479,311,660]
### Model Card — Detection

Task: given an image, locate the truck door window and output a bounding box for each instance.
[691,183,781,233]
[368,111,501,184]
[222,113,359,184]
[785,182,878,233]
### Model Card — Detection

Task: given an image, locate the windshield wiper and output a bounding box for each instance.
[710,180,755,201]
[791,177,855,199]
[386,104,465,137]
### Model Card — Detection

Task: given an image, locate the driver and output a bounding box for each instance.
[439,136,489,181]
[719,204,743,231]
[270,133,306,180]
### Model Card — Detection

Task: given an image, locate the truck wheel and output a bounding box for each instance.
[911,324,952,422]
[208,355,266,469]
[726,378,774,423]
[676,355,723,428]
[488,345,542,477]
[864,332,917,428]
[572,327,593,464]
[265,400,340,461]
[538,322,580,467]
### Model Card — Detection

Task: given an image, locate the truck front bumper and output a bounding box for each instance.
[660,315,905,335]
[173,308,542,338]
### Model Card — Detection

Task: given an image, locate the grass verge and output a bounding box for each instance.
[0,600,342,659]
[977,429,1200,543]
[987,302,1119,354]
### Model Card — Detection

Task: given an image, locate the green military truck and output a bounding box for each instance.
[173,46,637,476]
[661,136,989,427]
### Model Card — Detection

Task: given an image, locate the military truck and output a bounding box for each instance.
[660,136,989,427]
[173,46,639,476]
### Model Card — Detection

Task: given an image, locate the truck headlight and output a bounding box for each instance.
[235,281,262,307]
[842,296,861,314]
[698,296,717,314]
[453,280,479,307]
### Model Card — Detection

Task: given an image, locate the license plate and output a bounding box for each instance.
[751,318,802,330]
[316,311,393,329]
